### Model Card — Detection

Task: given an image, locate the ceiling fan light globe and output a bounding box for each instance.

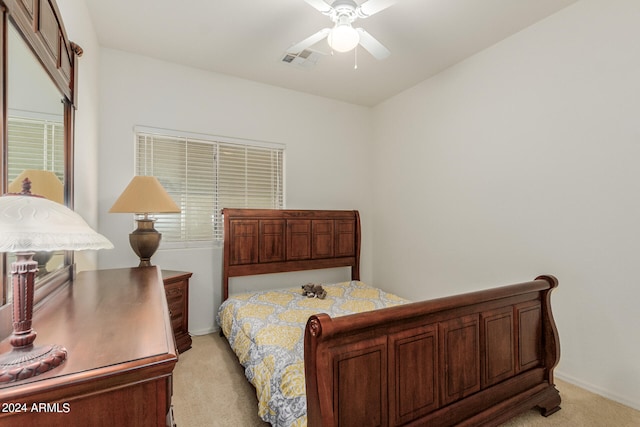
[328,25,360,52]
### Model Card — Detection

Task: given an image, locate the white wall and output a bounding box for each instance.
[372,0,640,410]
[60,0,638,412]
[96,49,373,334]
[56,0,102,271]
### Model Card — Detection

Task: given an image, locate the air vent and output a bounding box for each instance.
[281,49,322,68]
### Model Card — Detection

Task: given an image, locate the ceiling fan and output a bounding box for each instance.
[288,0,396,60]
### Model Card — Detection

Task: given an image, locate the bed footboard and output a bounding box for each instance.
[304,275,560,427]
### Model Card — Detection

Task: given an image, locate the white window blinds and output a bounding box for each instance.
[135,130,284,242]
[7,116,64,184]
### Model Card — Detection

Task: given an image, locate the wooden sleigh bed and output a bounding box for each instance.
[220,208,561,427]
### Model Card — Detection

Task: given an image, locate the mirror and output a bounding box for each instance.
[0,0,81,324]
[5,24,66,295]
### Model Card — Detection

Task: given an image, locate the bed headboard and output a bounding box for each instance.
[222,209,361,301]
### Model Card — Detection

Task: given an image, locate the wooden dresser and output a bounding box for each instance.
[0,267,178,427]
[161,270,192,353]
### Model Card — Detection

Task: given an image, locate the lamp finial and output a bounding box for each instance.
[21,178,32,195]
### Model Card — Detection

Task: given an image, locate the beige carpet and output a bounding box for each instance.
[173,334,640,426]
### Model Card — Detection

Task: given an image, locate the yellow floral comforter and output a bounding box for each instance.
[216,281,408,427]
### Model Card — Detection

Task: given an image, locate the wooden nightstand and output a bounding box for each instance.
[162,270,193,353]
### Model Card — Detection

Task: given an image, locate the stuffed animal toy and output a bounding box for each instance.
[313,285,327,299]
[301,283,327,299]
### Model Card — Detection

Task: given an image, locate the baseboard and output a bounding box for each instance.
[555,371,640,411]
[189,326,218,336]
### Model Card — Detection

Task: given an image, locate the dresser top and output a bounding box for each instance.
[0,267,177,396]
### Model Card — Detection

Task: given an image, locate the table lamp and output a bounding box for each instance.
[109,176,180,267]
[0,178,113,383]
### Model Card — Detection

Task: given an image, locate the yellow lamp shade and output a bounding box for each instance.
[9,170,63,204]
[109,176,180,214]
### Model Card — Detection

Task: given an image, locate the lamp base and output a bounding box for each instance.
[0,344,67,383]
[129,218,162,267]
[0,252,67,383]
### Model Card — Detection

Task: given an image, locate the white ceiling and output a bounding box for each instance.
[85,0,578,107]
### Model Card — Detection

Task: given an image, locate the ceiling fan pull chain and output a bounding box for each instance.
[354,45,358,70]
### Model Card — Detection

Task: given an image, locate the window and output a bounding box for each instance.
[7,115,64,184]
[135,128,285,243]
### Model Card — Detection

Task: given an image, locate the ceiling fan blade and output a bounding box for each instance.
[356,28,390,60]
[288,28,331,54]
[357,0,396,17]
[303,0,333,14]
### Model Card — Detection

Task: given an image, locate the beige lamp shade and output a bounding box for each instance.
[9,170,63,204]
[109,176,180,214]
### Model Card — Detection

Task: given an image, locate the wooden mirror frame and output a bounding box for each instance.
[0,0,81,338]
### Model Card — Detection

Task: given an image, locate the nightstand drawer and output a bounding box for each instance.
[171,316,183,334]
[165,282,185,305]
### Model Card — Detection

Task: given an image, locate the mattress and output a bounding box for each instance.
[216,280,408,427]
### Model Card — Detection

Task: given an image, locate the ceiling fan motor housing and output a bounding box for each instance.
[327,0,359,22]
